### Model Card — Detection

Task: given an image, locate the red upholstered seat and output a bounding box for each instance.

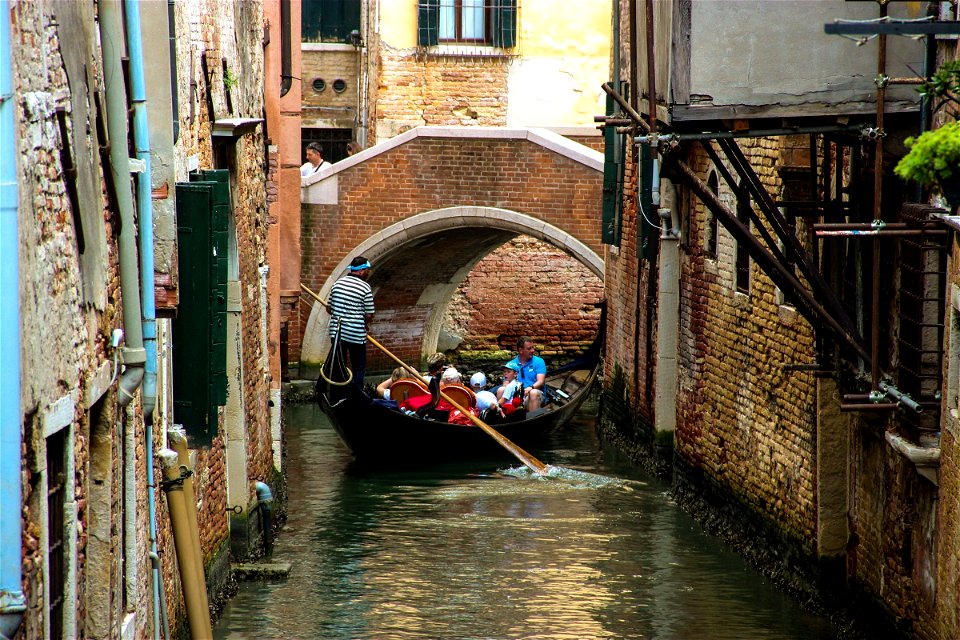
[390,379,429,403]
[440,383,476,409]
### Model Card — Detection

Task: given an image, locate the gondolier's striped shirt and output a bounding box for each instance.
[328,274,375,344]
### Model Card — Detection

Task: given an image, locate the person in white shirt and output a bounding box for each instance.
[300,142,331,177]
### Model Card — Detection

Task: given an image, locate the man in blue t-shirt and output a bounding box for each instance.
[507,336,547,411]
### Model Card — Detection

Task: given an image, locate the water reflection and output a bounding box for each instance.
[215,402,837,640]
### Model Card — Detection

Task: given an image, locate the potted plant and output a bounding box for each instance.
[894,60,960,206]
[895,121,960,205]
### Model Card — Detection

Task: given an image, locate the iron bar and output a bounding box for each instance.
[816,229,938,237]
[870,3,888,392]
[840,403,899,412]
[715,137,865,344]
[814,222,909,230]
[701,141,794,270]
[639,124,863,143]
[824,21,960,36]
[664,157,872,364]
[602,82,650,134]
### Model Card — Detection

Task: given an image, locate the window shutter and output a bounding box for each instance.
[602,93,623,246]
[418,0,440,46]
[173,183,217,445]
[492,0,517,48]
[193,170,230,406]
[173,172,231,447]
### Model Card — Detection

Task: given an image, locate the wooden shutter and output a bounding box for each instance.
[418,0,440,46]
[173,172,230,446]
[602,93,623,246]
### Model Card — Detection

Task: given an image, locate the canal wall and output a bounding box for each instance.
[598,122,957,637]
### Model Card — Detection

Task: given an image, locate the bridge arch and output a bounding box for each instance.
[296,126,604,373]
[301,206,603,368]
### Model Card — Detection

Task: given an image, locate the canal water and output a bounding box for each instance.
[214,398,840,640]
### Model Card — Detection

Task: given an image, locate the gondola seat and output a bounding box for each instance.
[440,383,476,409]
[390,379,429,403]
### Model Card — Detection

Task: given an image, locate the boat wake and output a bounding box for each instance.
[501,464,646,489]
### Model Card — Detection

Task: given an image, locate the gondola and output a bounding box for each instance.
[315,358,598,465]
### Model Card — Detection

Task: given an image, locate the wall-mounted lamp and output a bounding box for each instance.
[349,29,363,48]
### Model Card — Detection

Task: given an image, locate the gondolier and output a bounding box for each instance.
[326,256,375,385]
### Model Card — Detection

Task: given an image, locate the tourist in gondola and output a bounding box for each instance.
[507,336,547,411]
[496,362,523,415]
[377,367,410,400]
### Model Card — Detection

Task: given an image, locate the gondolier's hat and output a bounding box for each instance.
[349,256,371,272]
[504,362,520,372]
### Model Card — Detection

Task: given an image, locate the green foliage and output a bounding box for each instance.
[919,59,960,119]
[894,121,960,187]
[223,68,238,91]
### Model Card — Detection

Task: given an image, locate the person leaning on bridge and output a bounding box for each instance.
[300,141,330,178]
[325,256,375,386]
[508,336,547,411]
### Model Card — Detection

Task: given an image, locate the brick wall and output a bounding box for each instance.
[374,51,510,140]
[171,0,273,628]
[302,48,358,129]
[444,236,603,359]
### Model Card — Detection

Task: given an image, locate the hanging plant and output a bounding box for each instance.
[894,121,960,203]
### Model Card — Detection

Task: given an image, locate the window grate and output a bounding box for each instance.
[418,0,517,48]
[897,205,948,435]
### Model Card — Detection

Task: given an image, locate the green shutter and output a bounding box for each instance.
[638,144,654,260]
[173,171,231,447]
[418,0,439,46]
[602,93,622,246]
[194,170,230,405]
[173,183,216,445]
[492,0,517,48]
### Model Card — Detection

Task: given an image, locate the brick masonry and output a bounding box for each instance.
[444,236,603,359]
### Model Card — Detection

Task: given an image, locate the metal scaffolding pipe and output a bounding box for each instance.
[637,124,862,143]
[816,229,941,237]
[666,158,871,364]
[840,403,899,412]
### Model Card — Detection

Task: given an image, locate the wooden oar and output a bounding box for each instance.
[300,282,550,475]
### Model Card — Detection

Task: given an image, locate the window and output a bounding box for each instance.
[418,0,517,48]
[302,0,361,44]
[302,127,354,164]
[46,428,66,640]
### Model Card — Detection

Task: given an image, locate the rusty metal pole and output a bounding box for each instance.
[871,2,888,390]
[640,0,659,409]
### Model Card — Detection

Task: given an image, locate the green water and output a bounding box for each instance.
[214,400,840,639]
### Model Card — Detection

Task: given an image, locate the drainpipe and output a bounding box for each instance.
[158,450,213,639]
[121,2,166,637]
[280,0,292,97]
[98,0,146,405]
[0,3,26,637]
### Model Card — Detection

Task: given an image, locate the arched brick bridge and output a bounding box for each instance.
[298,126,604,372]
